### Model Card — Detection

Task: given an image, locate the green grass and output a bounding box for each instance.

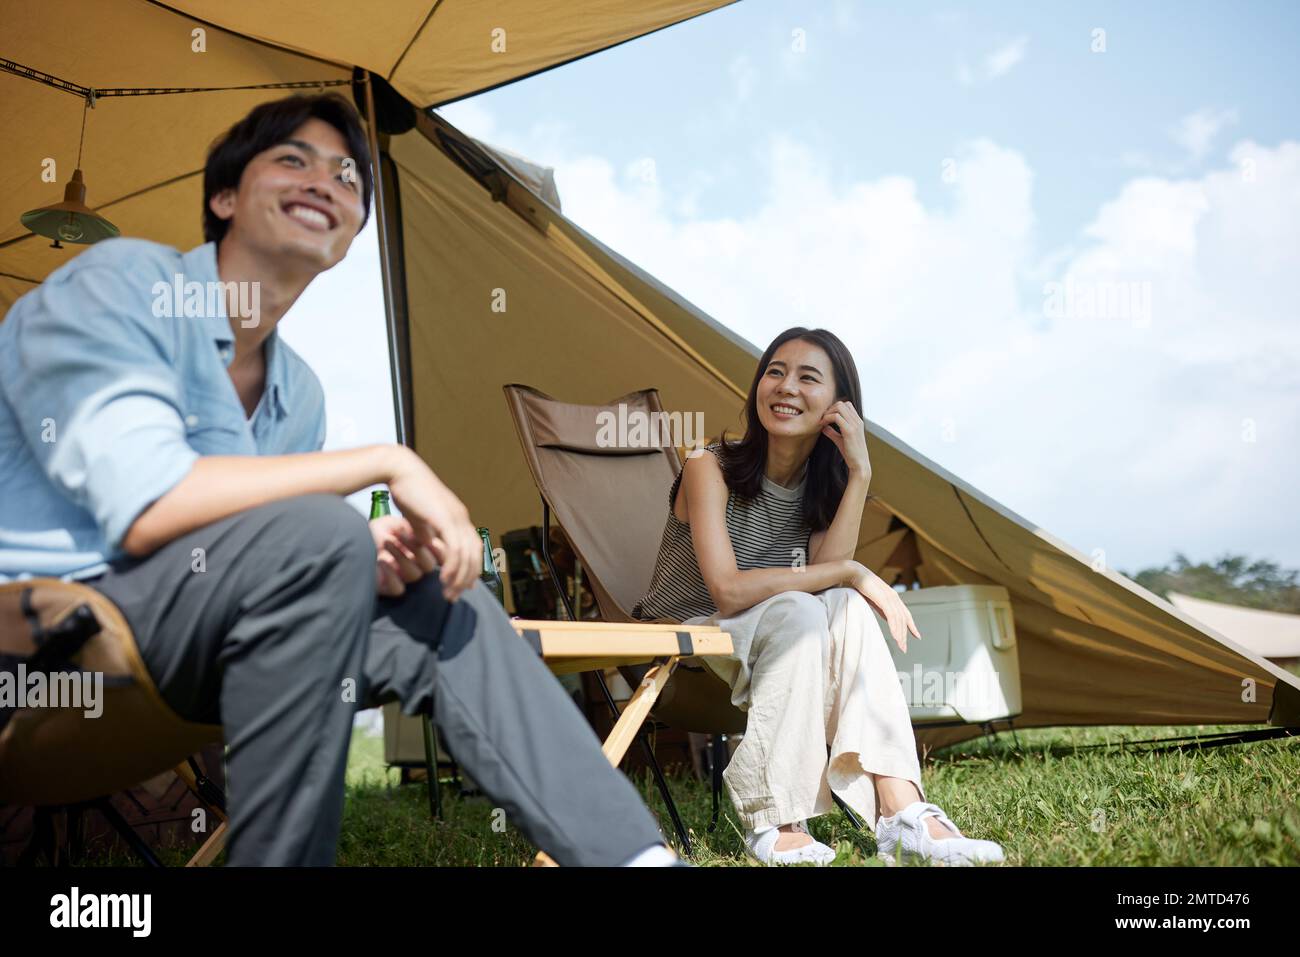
[331,722,1299,867]
[49,721,1300,866]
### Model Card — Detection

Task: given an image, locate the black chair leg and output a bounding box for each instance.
[820,744,866,830]
[592,669,692,856]
[19,794,203,867]
[187,755,228,817]
[91,798,163,867]
[422,713,443,820]
[708,733,728,833]
[640,733,692,856]
[832,792,865,830]
[434,725,479,799]
[66,804,86,864]
[17,807,55,866]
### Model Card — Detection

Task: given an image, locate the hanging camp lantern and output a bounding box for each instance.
[20,93,118,248]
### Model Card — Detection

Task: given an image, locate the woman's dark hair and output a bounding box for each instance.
[202,92,373,244]
[714,327,867,532]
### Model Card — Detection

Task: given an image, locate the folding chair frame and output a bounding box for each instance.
[534,494,867,846]
[17,757,229,868]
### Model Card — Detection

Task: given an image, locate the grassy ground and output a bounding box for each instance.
[57,719,1300,866]
[331,721,1300,867]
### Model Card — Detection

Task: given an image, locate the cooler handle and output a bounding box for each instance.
[988,602,1015,650]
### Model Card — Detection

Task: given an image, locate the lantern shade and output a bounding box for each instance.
[20,168,119,245]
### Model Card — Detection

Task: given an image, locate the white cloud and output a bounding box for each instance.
[1118,149,1156,171]
[956,35,1029,86]
[730,53,759,103]
[436,99,497,142]
[831,0,861,33]
[971,139,1300,567]
[462,110,1300,569]
[311,97,1298,568]
[1119,107,1241,177]
[984,35,1029,79]
[1170,106,1239,163]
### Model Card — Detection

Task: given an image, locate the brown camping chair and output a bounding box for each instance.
[504,384,755,844]
[0,580,227,865]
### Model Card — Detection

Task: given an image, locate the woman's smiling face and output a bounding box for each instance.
[755,338,838,439]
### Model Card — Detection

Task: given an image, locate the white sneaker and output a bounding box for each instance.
[744,821,837,866]
[874,802,1004,866]
[620,843,690,866]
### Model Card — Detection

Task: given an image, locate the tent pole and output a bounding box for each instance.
[364,70,410,449]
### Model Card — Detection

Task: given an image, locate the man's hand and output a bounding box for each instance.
[385,447,481,602]
[371,514,439,598]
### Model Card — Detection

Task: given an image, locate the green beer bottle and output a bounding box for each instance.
[478,527,504,605]
[369,489,391,520]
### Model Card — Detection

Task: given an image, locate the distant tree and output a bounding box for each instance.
[1120,553,1300,613]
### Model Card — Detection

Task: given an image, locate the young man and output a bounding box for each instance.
[0,93,677,866]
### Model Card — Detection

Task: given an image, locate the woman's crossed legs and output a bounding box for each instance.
[723,588,959,852]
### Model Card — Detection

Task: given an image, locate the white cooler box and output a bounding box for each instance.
[871,584,1022,726]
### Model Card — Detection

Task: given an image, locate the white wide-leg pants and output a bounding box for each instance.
[685,587,926,830]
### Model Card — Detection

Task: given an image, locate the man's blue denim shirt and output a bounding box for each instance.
[0,238,327,583]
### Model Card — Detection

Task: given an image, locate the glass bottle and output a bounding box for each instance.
[477,526,504,605]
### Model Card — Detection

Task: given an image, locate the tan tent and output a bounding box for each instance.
[2,0,1297,759]
[1168,593,1300,664]
[0,0,730,303]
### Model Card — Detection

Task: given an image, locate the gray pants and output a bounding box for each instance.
[86,493,665,866]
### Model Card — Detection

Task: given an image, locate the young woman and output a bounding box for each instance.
[632,327,1005,866]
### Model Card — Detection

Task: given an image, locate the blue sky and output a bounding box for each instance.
[444,0,1300,254]
[285,0,1300,575]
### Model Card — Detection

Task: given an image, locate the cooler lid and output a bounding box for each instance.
[899,584,1011,606]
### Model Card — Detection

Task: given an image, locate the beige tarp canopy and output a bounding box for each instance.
[3,0,1296,755]
[0,0,729,302]
[393,113,1300,752]
[1169,593,1300,662]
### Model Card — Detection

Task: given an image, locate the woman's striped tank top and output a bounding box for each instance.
[631,442,813,622]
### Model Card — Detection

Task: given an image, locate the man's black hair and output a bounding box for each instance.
[202,92,373,244]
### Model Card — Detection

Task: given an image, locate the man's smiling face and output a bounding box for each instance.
[209,116,365,274]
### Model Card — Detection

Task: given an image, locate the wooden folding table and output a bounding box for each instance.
[511,618,732,866]
[185,618,733,866]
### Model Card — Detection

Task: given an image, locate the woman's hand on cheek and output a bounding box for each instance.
[819,400,871,477]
